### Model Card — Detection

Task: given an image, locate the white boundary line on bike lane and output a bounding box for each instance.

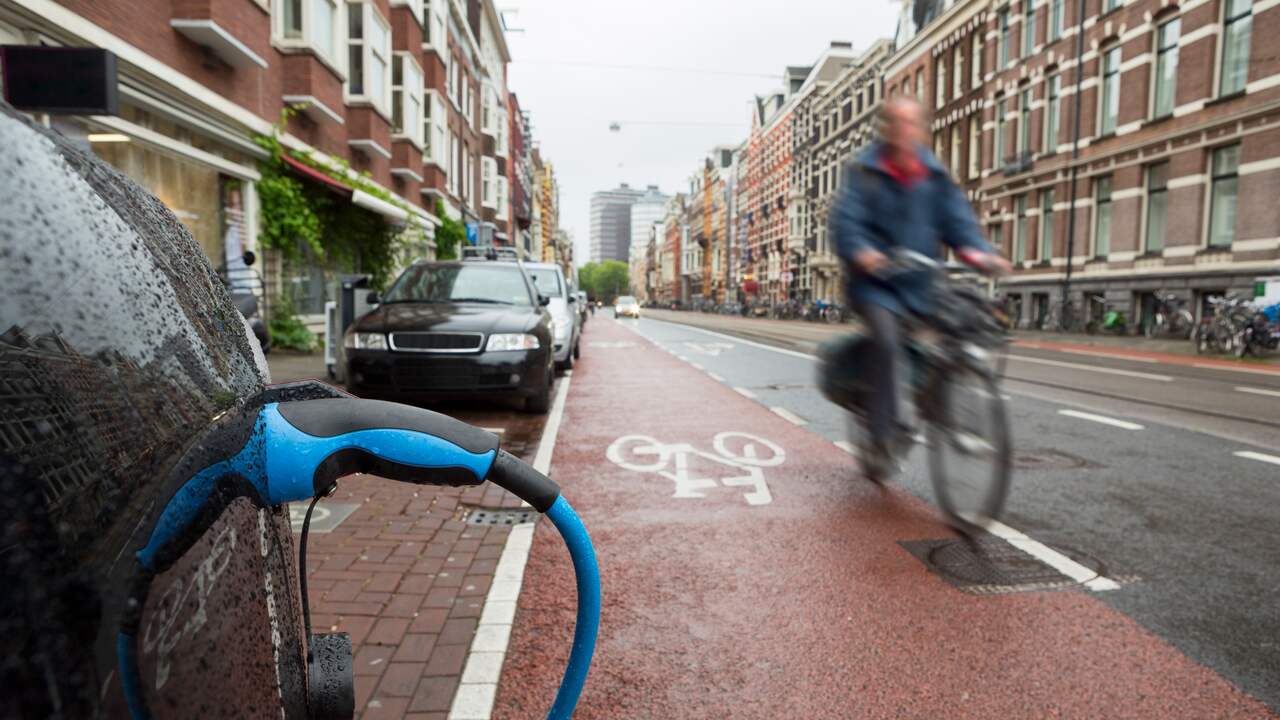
[449,374,572,720]
[635,316,1124,593]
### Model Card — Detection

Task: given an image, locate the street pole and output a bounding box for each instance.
[1060,0,1087,330]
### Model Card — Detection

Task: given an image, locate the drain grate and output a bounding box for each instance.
[459,506,537,526]
[900,537,1108,595]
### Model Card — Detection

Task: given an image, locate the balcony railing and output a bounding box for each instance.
[1001,152,1034,176]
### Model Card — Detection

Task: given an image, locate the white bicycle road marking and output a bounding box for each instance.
[1058,409,1144,430]
[588,340,637,348]
[606,432,785,505]
[1235,450,1280,467]
[1235,385,1280,399]
[683,341,735,356]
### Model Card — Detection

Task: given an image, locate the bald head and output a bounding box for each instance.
[879,96,928,157]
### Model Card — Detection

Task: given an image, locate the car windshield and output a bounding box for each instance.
[618,296,637,304]
[382,264,532,305]
[527,268,564,297]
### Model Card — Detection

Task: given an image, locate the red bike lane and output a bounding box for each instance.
[493,318,1272,719]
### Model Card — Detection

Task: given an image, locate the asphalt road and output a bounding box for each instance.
[613,311,1280,713]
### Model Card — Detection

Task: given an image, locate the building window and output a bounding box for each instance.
[1154,19,1180,118]
[392,53,424,146]
[347,2,391,114]
[424,91,447,166]
[1144,162,1169,253]
[1093,175,1113,257]
[1018,87,1031,156]
[1220,0,1252,96]
[995,97,1007,166]
[274,0,341,65]
[1045,73,1061,151]
[1023,0,1035,56]
[1039,188,1054,260]
[990,223,1004,252]
[1049,0,1064,42]
[463,81,474,128]
[972,34,983,86]
[936,57,947,107]
[1099,46,1120,135]
[1000,10,1012,67]
[950,124,962,175]
[1208,145,1240,247]
[496,109,509,157]
[953,46,964,97]
[1014,194,1028,263]
[481,157,495,208]
[496,175,508,221]
[968,115,981,179]
[1104,0,1120,12]
[422,1,446,53]
[481,83,494,135]
[916,68,925,100]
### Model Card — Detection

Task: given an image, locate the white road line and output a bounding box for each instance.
[676,355,688,361]
[733,386,758,399]
[1235,450,1280,467]
[770,406,808,425]
[1058,409,1144,430]
[646,317,819,360]
[1235,385,1280,398]
[1056,348,1159,363]
[1192,362,1280,377]
[834,440,857,454]
[691,362,705,370]
[1007,354,1173,381]
[450,376,571,720]
[984,520,1121,592]
[708,372,725,382]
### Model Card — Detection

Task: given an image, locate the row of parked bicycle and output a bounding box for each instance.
[647,298,851,323]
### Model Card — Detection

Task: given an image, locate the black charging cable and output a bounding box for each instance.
[298,482,336,654]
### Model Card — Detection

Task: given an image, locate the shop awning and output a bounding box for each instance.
[281,154,353,197]
[282,154,435,229]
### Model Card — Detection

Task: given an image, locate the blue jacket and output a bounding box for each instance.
[831,142,991,317]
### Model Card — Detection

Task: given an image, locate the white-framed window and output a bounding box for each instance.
[390,0,423,25]
[1207,144,1240,247]
[1144,162,1169,253]
[422,1,447,58]
[915,68,925,101]
[481,82,496,136]
[1104,0,1120,13]
[1039,188,1054,260]
[968,115,981,179]
[446,54,460,109]
[1093,175,1113,257]
[1049,0,1064,42]
[999,9,1012,67]
[424,90,448,167]
[953,45,964,97]
[1023,0,1035,57]
[995,96,1007,167]
[1018,87,1031,155]
[972,34,983,87]
[464,80,474,128]
[346,1,391,115]
[392,53,424,147]
[1014,194,1028,263]
[1220,0,1252,96]
[481,156,496,208]
[495,109,509,158]
[1153,18,1180,118]
[446,130,459,196]
[1044,72,1061,151]
[1099,45,1120,135]
[496,175,509,221]
[936,57,947,108]
[950,124,961,175]
[274,0,344,71]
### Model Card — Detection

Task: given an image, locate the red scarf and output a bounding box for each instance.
[879,151,927,188]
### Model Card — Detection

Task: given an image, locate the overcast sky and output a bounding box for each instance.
[505,0,901,267]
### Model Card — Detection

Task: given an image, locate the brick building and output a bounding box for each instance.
[0,0,552,320]
[888,0,1280,329]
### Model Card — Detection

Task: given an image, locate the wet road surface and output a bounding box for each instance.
[492,316,1278,719]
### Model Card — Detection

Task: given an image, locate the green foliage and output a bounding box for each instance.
[269,314,317,352]
[433,199,465,260]
[256,169,324,261]
[578,260,630,301]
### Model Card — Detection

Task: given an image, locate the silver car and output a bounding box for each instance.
[525,262,581,369]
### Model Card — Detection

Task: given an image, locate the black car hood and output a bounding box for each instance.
[357,302,541,335]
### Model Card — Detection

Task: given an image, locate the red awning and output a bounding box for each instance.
[281,154,353,198]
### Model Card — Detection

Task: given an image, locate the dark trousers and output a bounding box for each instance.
[858,303,902,444]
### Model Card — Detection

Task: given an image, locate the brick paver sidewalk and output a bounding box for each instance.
[267,351,544,719]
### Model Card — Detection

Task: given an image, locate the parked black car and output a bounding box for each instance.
[340,259,556,413]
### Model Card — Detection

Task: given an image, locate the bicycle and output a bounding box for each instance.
[818,250,1012,532]
[1145,292,1194,339]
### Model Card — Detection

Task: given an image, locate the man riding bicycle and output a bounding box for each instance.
[830,96,1010,475]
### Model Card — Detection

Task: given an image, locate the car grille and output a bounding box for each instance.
[388,332,484,353]
[387,359,514,391]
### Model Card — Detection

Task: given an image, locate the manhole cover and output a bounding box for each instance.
[459,506,537,526]
[1013,449,1095,470]
[900,537,1107,595]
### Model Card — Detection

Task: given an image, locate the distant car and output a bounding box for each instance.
[524,262,581,370]
[341,258,556,413]
[615,295,641,319]
[575,290,590,324]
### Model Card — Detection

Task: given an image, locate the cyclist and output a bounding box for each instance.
[830,96,1010,474]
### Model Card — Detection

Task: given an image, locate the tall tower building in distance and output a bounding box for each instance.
[588,183,646,263]
[628,185,669,263]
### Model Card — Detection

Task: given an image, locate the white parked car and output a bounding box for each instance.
[614,295,641,319]
[525,262,582,370]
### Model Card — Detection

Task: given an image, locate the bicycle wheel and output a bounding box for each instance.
[926,366,1011,531]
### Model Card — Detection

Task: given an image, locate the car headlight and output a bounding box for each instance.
[344,332,388,350]
[486,333,540,351]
